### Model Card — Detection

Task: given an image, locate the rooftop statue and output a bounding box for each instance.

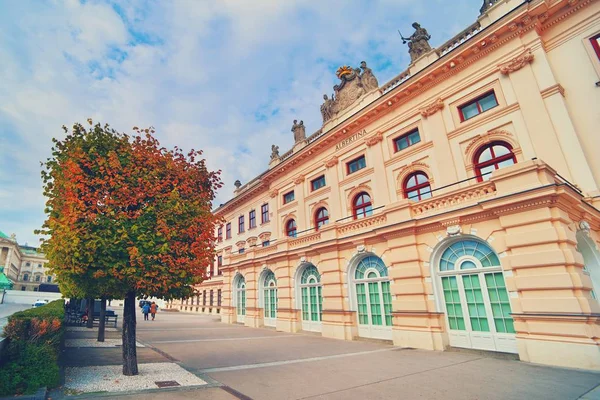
[400,22,432,63]
[270,144,280,160]
[291,120,306,143]
[319,61,379,125]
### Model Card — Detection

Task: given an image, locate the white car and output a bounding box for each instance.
[32,300,48,307]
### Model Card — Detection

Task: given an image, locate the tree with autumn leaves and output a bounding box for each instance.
[38,121,222,375]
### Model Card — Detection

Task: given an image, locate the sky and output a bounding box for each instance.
[0,0,479,247]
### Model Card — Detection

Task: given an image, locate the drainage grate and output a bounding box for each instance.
[155,380,181,388]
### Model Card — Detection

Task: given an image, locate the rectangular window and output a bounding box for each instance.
[249,210,256,229]
[262,240,270,247]
[217,226,223,242]
[591,33,600,61]
[239,247,245,254]
[311,175,326,191]
[261,203,269,223]
[459,91,498,121]
[217,255,222,275]
[238,215,245,233]
[210,290,214,307]
[347,155,366,174]
[226,223,231,239]
[203,290,206,306]
[283,190,295,204]
[394,129,421,152]
[218,289,222,307]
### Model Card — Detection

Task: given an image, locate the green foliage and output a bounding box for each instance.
[0,300,65,395]
[0,344,60,395]
[38,121,222,301]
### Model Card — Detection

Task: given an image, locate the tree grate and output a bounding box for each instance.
[155,380,181,388]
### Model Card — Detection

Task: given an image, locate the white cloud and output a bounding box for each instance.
[0,0,478,245]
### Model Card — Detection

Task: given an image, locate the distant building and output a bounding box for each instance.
[0,231,57,291]
[168,0,600,370]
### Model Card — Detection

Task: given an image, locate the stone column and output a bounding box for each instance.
[419,101,458,189]
[387,232,445,350]
[324,157,342,220]
[523,40,597,194]
[320,248,356,341]
[365,133,391,206]
[275,262,295,332]
[244,267,261,328]
[499,205,600,370]
[499,46,571,180]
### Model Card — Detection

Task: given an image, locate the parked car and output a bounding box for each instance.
[32,300,48,307]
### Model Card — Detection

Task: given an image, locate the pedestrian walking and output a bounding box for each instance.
[150,302,158,321]
[142,302,150,321]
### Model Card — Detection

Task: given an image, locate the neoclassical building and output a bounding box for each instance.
[0,231,57,291]
[169,0,600,370]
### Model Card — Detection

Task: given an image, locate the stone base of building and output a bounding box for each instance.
[517,338,600,371]
[392,328,446,351]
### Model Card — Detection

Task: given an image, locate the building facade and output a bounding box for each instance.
[168,0,600,370]
[0,231,57,291]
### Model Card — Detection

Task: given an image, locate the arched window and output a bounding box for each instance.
[314,207,329,231]
[353,192,373,219]
[403,172,432,201]
[262,270,278,326]
[474,142,516,182]
[234,275,246,323]
[286,219,297,237]
[299,264,323,331]
[352,255,392,339]
[435,238,516,354]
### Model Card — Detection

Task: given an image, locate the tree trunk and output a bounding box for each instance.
[122,290,138,376]
[97,297,107,342]
[86,297,95,329]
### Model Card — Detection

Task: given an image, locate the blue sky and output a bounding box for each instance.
[0,0,478,246]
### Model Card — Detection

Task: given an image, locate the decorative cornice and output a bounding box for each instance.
[411,183,496,216]
[289,232,321,248]
[246,236,258,247]
[258,231,271,241]
[324,156,339,168]
[337,214,387,235]
[419,98,445,118]
[364,131,384,147]
[464,129,514,159]
[540,83,565,99]
[235,241,246,248]
[294,175,305,185]
[269,189,279,198]
[498,49,534,75]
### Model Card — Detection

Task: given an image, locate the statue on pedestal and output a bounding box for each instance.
[400,22,432,63]
[320,94,334,123]
[270,144,279,160]
[291,120,306,143]
[359,61,379,92]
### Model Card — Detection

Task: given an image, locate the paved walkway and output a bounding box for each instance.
[0,303,29,318]
[58,311,600,399]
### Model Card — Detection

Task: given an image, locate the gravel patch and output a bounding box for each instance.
[66,339,145,348]
[64,362,206,393]
[66,326,118,332]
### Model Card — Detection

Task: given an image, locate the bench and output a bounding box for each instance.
[93,314,118,328]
